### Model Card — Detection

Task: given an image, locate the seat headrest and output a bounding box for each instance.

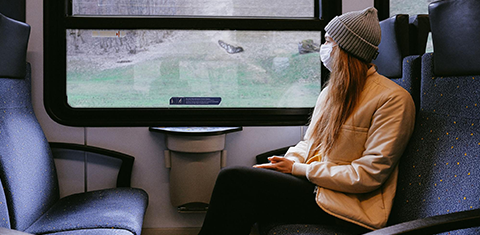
[429,0,480,76]
[0,0,26,22]
[409,14,430,55]
[0,13,30,78]
[373,14,409,78]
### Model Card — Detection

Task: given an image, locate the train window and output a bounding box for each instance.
[389,0,434,53]
[390,0,429,15]
[72,0,314,17]
[44,1,341,126]
[67,29,321,109]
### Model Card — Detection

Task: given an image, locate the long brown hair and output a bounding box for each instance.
[309,46,370,158]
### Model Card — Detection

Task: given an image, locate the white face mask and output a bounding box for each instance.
[320,44,335,71]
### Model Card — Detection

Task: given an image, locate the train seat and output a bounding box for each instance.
[372,0,480,233]
[0,13,148,235]
[374,14,410,79]
[373,14,422,110]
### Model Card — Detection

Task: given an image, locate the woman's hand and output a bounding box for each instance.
[253,156,294,174]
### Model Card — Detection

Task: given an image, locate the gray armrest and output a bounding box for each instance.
[49,142,134,188]
[365,209,480,235]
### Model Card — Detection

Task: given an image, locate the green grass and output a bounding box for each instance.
[67,52,321,108]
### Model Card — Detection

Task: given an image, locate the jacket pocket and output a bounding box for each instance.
[327,125,368,163]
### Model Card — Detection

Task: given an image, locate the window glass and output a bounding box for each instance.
[390,0,433,53]
[72,0,314,17]
[67,29,322,108]
[390,0,429,15]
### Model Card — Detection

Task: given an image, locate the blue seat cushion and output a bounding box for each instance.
[387,53,480,235]
[0,14,30,78]
[373,14,409,78]
[262,224,364,235]
[44,229,134,235]
[389,55,421,110]
[25,188,148,235]
[429,0,480,76]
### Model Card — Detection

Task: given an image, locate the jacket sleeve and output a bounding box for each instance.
[284,140,309,163]
[291,89,415,194]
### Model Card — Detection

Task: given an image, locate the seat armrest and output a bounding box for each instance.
[364,209,480,235]
[49,142,134,188]
[255,146,294,164]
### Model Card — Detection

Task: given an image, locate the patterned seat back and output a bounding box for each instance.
[374,14,410,79]
[373,14,422,110]
[388,1,480,234]
[0,14,60,231]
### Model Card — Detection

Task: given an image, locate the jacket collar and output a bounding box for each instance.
[367,65,377,77]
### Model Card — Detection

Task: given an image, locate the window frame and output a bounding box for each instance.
[374,0,390,21]
[44,0,341,127]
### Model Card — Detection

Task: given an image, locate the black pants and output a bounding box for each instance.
[198,166,337,235]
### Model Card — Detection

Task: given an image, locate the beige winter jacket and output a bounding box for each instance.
[285,67,415,230]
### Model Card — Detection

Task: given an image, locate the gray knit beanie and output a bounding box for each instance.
[325,7,381,63]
